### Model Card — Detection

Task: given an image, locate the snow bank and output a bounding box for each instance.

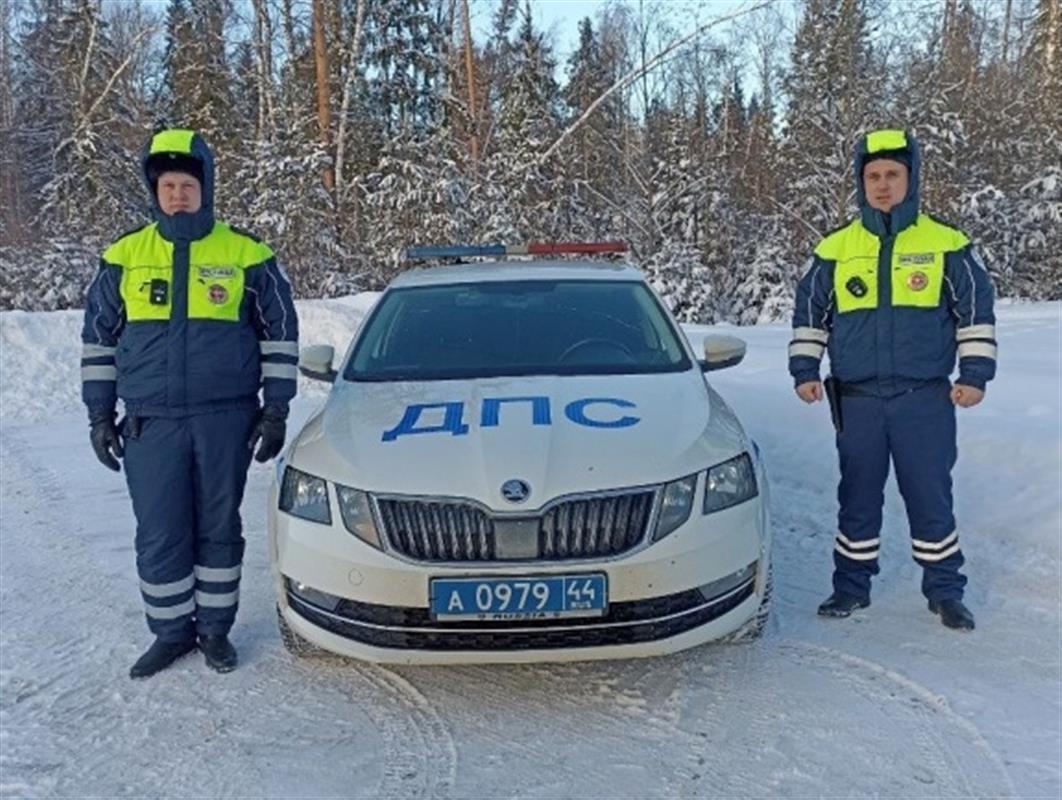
[0,293,379,422]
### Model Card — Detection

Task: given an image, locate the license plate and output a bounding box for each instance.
[430,574,607,621]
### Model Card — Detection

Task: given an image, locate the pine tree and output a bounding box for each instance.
[562,17,620,234]
[160,0,236,179]
[479,3,570,240]
[781,0,879,246]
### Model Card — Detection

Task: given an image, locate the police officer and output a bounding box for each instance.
[789,129,996,631]
[81,129,299,677]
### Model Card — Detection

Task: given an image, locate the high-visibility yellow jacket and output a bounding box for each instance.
[80,129,299,417]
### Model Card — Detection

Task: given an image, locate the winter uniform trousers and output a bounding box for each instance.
[832,379,966,603]
[123,409,258,642]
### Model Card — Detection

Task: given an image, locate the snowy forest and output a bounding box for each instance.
[0,0,1059,322]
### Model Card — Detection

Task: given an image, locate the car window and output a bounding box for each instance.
[345,279,691,381]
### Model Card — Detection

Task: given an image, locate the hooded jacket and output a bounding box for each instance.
[81,129,299,418]
[788,129,997,395]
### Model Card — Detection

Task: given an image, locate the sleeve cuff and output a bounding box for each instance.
[87,405,116,425]
[262,401,290,419]
[956,375,987,391]
[792,370,820,388]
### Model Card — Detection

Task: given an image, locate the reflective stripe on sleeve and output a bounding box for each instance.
[788,342,826,359]
[957,341,997,359]
[144,598,195,620]
[261,363,298,380]
[82,343,117,358]
[195,590,239,608]
[81,365,118,381]
[194,564,241,582]
[956,324,996,342]
[793,326,829,344]
[260,341,299,356]
[140,573,195,598]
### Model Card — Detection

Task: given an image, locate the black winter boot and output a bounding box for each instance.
[129,637,196,679]
[928,598,975,631]
[817,591,871,618]
[199,634,238,673]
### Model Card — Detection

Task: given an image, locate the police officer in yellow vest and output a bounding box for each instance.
[789,129,996,631]
[80,129,299,676]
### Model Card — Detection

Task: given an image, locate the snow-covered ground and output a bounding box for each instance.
[1,298,1059,799]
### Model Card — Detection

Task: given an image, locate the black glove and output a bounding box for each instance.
[89,411,124,472]
[248,405,287,463]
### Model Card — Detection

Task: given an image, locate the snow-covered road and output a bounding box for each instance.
[1,300,1058,798]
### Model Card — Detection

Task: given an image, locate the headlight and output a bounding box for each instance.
[703,453,758,514]
[653,473,697,541]
[335,485,383,549]
[278,466,331,524]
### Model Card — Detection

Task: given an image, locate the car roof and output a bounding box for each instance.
[388,259,646,288]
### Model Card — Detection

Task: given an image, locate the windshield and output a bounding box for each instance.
[345,279,691,381]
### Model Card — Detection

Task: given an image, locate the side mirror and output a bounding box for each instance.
[701,335,746,372]
[299,344,337,383]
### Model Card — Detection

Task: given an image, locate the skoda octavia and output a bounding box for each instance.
[268,250,771,664]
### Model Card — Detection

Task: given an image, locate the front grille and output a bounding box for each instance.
[377,489,657,563]
[377,499,495,561]
[286,577,756,651]
[539,491,654,559]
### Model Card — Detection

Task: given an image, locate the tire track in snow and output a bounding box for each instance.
[347,663,457,799]
[782,641,1017,798]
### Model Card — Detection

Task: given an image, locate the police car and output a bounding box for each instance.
[268,242,771,664]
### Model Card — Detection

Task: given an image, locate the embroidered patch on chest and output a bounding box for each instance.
[906,271,929,291]
[198,266,237,280]
[207,284,229,304]
[897,253,934,266]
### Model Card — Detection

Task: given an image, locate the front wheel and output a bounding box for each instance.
[721,564,772,643]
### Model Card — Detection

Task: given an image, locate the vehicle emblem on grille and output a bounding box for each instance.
[501,479,531,504]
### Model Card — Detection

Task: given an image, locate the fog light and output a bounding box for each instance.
[697,562,756,602]
[286,577,341,612]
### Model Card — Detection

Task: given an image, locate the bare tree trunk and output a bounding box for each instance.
[312,0,334,191]
[334,0,367,213]
[1002,0,1013,61]
[0,0,21,241]
[638,0,651,126]
[252,0,275,147]
[1045,0,1060,75]
[461,0,478,162]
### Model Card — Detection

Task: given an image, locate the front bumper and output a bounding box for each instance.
[268,482,769,665]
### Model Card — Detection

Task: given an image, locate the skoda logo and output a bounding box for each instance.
[501,479,531,504]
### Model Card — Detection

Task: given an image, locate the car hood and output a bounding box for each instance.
[288,372,748,512]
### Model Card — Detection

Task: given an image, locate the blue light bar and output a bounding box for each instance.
[406,244,507,259]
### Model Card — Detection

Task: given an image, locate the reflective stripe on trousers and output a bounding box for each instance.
[123,409,257,641]
[832,380,966,602]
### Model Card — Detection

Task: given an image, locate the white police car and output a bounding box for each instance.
[268,243,771,664]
